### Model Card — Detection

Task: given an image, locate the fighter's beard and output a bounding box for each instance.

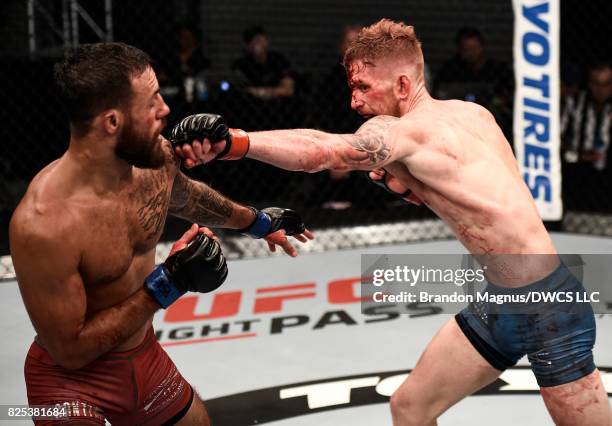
[115,121,165,169]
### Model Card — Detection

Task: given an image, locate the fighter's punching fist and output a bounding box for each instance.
[145,225,228,308]
[170,113,249,161]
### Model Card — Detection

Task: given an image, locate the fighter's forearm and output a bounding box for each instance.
[247,129,369,172]
[59,288,159,369]
[246,116,399,172]
[169,171,256,229]
[246,129,330,171]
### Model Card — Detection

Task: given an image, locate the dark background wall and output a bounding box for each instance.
[201,0,514,74]
[3,0,608,69]
[1,0,515,71]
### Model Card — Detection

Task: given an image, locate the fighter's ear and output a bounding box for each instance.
[102,109,122,135]
[395,75,411,100]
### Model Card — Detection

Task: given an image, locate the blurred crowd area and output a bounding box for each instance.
[0,0,610,253]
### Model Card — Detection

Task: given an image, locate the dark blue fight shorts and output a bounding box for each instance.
[455,262,596,387]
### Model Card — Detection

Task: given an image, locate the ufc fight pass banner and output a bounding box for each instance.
[513,0,562,220]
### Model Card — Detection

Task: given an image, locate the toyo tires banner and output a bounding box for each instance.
[513,0,562,220]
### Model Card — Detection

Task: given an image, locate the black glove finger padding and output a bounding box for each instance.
[194,114,229,141]
[204,238,229,281]
[263,207,306,236]
[164,233,228,293]
[170,113,230,149]
[365,169,412,198]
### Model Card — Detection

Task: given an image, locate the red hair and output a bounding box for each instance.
[343,19,424,78]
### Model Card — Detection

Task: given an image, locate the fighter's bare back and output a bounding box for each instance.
[382,99,556,258]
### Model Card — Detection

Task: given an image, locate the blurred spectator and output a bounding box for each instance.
[561,63,612,212]
[231,26,295,101]
[157,25,211,118]
[561,60,582,101]
[312,25,366,209]
[561,63,612,170]
[228,26,300,132]
[216,26,301,202]
[433,27,513,137]
[317,25,364,133]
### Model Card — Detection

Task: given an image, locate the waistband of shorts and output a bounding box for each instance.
[485,261,577,295]
[28,327,157,365]
[99,327,156,359]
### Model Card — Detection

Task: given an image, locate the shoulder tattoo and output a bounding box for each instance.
[345,115,398,164]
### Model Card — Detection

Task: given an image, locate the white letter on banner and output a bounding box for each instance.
[513,0,562,220]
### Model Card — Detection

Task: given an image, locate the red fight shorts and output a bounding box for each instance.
[24,328,193,425]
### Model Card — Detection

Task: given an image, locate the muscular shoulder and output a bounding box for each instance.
[9,198,81,271]
[16,167,87,247]
[449,100,496,123]
[350,116,403,164]
[355,115,401,140]
[419,100,497,141]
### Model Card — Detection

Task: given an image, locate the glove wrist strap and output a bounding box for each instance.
[144,265,185,309]
[219,129,250,160]
[239,207,272,238]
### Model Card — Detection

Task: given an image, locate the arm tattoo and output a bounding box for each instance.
[346,115,398,164]
[169,173,233,226]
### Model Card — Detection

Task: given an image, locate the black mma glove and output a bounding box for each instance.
[170,113,250,160]
[239,207,306,238]
[366,168,412,198]
[144,233,228,308]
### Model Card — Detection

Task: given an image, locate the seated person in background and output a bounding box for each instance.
[229,25,300,132]
[433,27,513,138]
[157,25,211,117]
[231,26,295,101]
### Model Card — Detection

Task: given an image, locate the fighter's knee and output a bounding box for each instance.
[389,390,403,414]
[390,390,436,426]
